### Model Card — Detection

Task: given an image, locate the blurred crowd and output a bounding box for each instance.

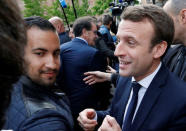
[0,0,185,131]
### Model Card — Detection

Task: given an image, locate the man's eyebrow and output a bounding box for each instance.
[55,48,60,52]
[32,48,48,52]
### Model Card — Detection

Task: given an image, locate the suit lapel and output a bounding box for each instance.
[115,77,132,126]
[131,64,168,130]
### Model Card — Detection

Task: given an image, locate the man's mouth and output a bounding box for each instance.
[120,61,131,65]
[119,60,131,69]
[41,69,58,78]
[43,72,56,77]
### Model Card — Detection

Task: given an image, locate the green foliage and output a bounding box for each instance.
[23,0,46,17]
[23,0,139,24]
[23,0,93,23]
[91,0,113,15]
[91,0,139,15]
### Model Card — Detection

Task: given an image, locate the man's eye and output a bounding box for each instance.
[128,40,136,46]
[35,52,44,56]
[54,51,60,57]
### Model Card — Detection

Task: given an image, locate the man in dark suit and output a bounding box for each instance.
[163,0,186,81]
[78,5,186,131]
[58,16,111,130]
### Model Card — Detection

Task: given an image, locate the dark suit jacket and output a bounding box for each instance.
[97,64,186,131]
[58,32,71,45]
[58,38,110,118]
[4,76,73,131]
[163,44,186,81]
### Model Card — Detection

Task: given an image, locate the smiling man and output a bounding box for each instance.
[3,16,73,131]
[78,5,186,131]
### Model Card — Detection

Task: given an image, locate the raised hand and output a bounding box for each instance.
[98,115,121,131]
[83,71,112,85]
[77,109,98,131]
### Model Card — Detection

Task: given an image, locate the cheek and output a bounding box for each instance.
[26,58,43,72]
[128,49,140,60]
[56,60,60,69]
[55,57,60,68]
[130,49,150,65]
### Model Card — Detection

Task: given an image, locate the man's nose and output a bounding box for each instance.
[114,42,127,57]
[45,56,58,69]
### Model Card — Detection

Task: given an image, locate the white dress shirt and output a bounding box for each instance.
[122,62,162,126]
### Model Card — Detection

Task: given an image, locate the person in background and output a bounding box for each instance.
[78,5,186,131]
[0,0,26,129]
[99,14,116,51]
[99,14,119,70]
[93,17,118,69]
[49,16,71,45]
[58,16,111,130]
[163,0,186,81]
[69,24,75,39]
[3,16,73,131]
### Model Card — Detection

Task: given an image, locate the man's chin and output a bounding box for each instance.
[37,80,56,87]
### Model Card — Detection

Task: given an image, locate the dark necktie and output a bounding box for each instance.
[122,81,141,131]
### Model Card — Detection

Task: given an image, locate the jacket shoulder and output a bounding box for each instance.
[4,83,27,130]
[18,110,73,131]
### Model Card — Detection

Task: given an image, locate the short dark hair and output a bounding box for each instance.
[24,16,56,32]
[102,14,113,25]
[0,0,26,128]
[121,5,174,57]
[73,16,96,37]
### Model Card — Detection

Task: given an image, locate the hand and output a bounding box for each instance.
[106,66,117,74]
[98,115,121,131]
[83,71,112,85]
[77,109,98,131]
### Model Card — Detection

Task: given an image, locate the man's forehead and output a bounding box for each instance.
[26,27,59,49]
[118,19,152,30]
[117,19,154,38]
[27,26,41,34]
[26,26,57,37]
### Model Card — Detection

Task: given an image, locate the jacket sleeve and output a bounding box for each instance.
[90,50,107,72]
[96,108,111,124]
[18,110,73,131]
[111,73,119,86]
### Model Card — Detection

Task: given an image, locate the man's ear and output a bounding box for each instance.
[82,28,88,37]
[152,41,167,59]
[179,9,186,24]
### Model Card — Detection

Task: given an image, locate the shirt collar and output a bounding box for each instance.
[132,62,162,89]
[76,37,88,45]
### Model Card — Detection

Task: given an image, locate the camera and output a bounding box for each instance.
[109,0,135,16]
